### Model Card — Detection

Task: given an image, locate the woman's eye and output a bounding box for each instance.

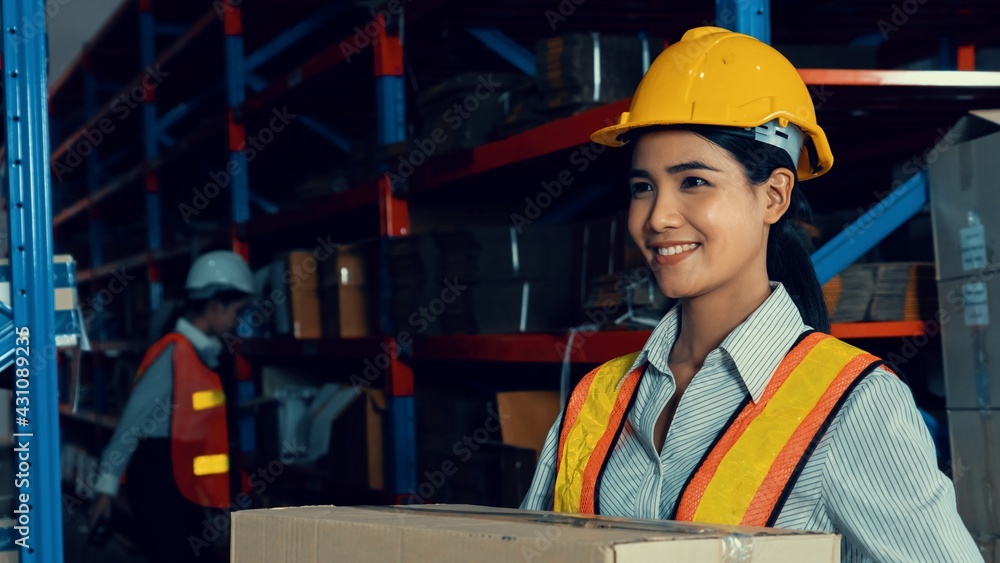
[630,182,653,196]
[680,177,709,189]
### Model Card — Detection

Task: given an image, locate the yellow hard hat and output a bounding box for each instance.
[591,26,833,180]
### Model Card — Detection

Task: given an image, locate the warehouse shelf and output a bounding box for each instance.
[58,404,119,430]
[241,322,927,365]
[77,231,227,284]
[242,179,379,240]
[49,8,220,167]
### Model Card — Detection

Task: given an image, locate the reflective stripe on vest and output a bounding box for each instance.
[553,332,885,526]
[136,333,231,508]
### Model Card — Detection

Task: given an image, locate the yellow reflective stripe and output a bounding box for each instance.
[554,351,640,513]
[192,389,225,411]
[692,338,863,524]
[193,454,229,476]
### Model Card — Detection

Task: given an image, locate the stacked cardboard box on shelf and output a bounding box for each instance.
[822,262,937,323]
[268,251,322,339]
[232,504,841,562]
[535,33,661,112]
[415,73,535,156]
[577,213,670,327]
[389,225,576,335]
[929,110,1000,556]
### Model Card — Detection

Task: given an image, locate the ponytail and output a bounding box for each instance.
[766,190,830,332]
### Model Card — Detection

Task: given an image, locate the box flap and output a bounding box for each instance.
[951,110,1000,143]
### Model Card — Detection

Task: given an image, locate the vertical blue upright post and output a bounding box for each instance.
[373,12,416,502]
[2,0,62,560]
[717,0,770,43]
[139,1,162,309]
[222,0,255,455]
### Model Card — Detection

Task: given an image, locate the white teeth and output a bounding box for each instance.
[656,243,699,256]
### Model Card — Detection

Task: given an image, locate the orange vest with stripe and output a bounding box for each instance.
[135,333,231,508]
[553,331,889,527]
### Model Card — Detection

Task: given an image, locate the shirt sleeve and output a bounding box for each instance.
[519,411,563,511]
[821,368,982,562]
[93,346,175,497]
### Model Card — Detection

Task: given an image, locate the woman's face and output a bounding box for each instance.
[627,129,782,300]
[207,298,250,336]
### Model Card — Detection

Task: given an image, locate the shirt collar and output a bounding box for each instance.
[175,317,223,369]
[630,283,809,403]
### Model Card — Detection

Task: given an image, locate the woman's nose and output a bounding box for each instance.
[647,192,684,232]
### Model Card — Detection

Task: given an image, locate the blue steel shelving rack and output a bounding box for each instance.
[2,0,63,560]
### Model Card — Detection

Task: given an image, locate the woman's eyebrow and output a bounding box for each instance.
[666,161,720,174]
[627,169,652,180]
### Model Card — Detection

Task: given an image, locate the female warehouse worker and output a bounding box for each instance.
[88,251,254,562]
[521,27,979,561]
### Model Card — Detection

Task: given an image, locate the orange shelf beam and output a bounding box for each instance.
[829,321,927,339]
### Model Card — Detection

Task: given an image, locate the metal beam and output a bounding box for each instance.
[716,0,770,43]
[811,171,928,285]
[466,27,535,75]
[245,5,338,72]
[299,115,351,153]
[2,0,63,559]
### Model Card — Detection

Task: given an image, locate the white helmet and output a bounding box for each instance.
[185,250,255,299]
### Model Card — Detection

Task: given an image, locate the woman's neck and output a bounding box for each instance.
[670,271,772,370]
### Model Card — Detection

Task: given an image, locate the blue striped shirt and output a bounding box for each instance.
[521,283,980,562]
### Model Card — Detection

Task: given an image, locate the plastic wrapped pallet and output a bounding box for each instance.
[535,33,661,111]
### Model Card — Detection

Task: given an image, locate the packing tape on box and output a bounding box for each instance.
[509,226,521,277]
[591,32,602,103]
[362,505,774,561]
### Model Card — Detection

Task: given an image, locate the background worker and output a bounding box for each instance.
[521,26,979,561]
[88,250,255,562]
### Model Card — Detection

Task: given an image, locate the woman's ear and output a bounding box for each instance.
[763,167,795,225]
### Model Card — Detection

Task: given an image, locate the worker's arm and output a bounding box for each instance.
[822,368,981,562]
[519,412,563,511]
[91,346,175,497]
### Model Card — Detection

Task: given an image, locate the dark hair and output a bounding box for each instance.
[628,126,830,332]
[154,289,251,340]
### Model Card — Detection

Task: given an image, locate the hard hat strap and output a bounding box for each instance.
[751,119,805,172]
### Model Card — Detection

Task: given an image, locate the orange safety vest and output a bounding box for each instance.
[553,331,891,527]
[135,333,231,508]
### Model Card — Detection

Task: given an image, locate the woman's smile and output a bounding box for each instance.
[650,241,701,266]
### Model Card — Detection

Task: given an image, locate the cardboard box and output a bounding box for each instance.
[929,110,1000,282]
[496,391,561,458]
[337,240,381,338]
[948,409,1000,537]
[270,252,322,339]
[0,255,79,346]
[231,504,840,562]
[936,276,1000,409]
[365,388,386,491]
